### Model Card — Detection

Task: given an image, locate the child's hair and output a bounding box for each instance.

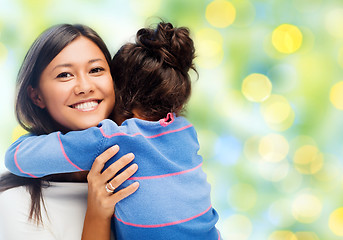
[16,24,112,135]
[111,22,196,122]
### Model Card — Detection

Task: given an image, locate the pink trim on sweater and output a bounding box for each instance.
[57,132,84,171]
[100,124,193,139]
[115,205,212,228]
[14,144,37,178]
[128,162,202,180]
[159,113,174,127]
[217,229,221,240]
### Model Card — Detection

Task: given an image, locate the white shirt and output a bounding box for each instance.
[0,181,89,240]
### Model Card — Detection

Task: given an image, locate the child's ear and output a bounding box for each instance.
[28,86,46,109]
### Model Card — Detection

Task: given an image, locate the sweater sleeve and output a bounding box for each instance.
[4,126,107,178]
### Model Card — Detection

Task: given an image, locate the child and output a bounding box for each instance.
[5,22,221,240]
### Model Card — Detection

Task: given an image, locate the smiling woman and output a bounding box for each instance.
[0,24,138,240]
[29,36,115,132]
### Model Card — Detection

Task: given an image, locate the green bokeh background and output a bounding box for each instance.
[2,0,343,239]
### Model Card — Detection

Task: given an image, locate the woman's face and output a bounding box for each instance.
[32,36,115,131]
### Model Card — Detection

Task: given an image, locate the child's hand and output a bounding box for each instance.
[82,145,139,240]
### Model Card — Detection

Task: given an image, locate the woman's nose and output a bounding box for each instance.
[74,75,95,95]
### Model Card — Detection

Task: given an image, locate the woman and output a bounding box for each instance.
[4,22,221,239]
[0,24,139,240]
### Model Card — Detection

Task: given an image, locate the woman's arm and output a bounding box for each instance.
[82,145,139,240]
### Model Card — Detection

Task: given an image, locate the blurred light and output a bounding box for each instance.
[194,28,224,68]
[11,125,28,143]
[268,230,297,240]
[259,133,289,162]
[292,0,321,12]
[260,95,295,131]
[263,33,286,60]
[257,133,290,182]
[221,214,253,240]
[227,183,257,211]
[205,0,236,28]
[263,101,290,123]
[295,232,320,240]
[297,27,315,54]
[214,135,242,165]
[275,168,303,194]
[242,73,272,102]
[265,26,314,58]
[215,89,251,120]
[325,8,343,39]
[314,155,340,185]
[338,47,343,68]
[197,129,217,160]
[268,198,295,227]
[244,136,261,162]
[231,0,255,27]
[293,145,323,175]
[129,0,161,17]
[258,160,290,182]
[272,24,303,54]
[289,135,317,154]
[0,42,8,63]
[330,81,343,110]
[292,193,322,223]
[329,207,343,236]
[267,64,297,93]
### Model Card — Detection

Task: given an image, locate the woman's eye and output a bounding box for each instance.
[90,67,105,74]
[56,72,72,78]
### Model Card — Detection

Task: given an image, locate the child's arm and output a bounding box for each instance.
[5,120,119,178]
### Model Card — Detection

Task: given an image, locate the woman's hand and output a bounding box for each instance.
[81,145,139,240]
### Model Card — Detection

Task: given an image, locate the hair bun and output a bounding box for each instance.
[136,22,195,72]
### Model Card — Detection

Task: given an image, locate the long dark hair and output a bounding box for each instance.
[111,22,197,122]
[0,24,112,224]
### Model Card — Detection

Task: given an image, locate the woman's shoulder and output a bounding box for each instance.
[0,182,89,240]
[0,185,30,209]
[0,186,44,240]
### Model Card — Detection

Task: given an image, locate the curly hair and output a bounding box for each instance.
[111,22,197,122]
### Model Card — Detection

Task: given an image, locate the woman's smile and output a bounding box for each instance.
[70,99,102,112]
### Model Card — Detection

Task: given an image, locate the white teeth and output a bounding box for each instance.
[73,101,98,111]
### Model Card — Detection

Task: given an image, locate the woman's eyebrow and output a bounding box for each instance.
[52,63,72,71]
[52,59,105,71]
[89,58,105,64]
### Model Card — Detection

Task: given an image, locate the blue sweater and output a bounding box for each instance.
[5,113,221,240]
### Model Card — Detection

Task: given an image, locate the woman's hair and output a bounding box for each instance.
[0,24,112,224]
[111,22,196,122]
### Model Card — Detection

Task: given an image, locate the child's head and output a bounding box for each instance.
[16,24,115,134]
[111,22,196,123]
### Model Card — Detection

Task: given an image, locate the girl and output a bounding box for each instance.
[5,22,221,239]
[0,24,139,240]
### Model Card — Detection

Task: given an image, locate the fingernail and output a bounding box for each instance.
[127,153,135,159]
[130,163,138,170]
[112,145,119,150]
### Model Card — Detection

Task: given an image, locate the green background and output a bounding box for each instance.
[1,0,343,239]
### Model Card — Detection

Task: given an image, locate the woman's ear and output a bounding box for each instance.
[28,86,46,109]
